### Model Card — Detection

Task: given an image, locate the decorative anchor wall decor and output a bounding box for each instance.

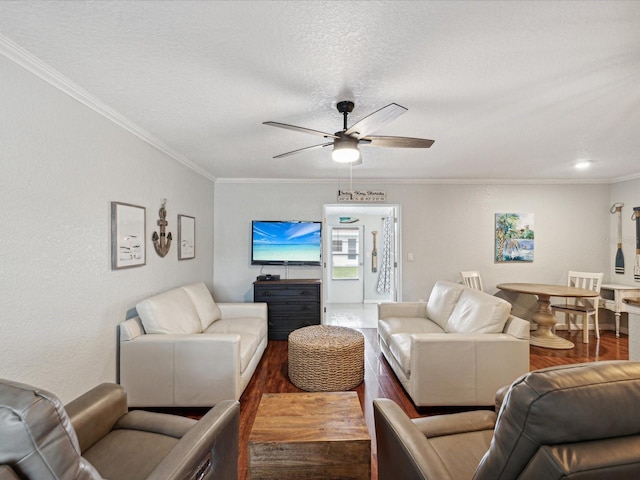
[152,199,172,258]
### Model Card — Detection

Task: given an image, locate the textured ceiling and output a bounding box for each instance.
[1,0,639,182]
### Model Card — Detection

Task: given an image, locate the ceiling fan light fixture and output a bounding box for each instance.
[332,136,360,163]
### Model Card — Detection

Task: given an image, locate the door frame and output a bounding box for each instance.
[322,204,402,306]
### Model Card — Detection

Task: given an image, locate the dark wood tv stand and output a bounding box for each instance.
[253,279,322,340]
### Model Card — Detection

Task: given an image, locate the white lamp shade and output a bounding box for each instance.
[332,136,361,163]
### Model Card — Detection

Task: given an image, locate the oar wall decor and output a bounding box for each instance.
[371,230,378,273]
[611,203,624,274]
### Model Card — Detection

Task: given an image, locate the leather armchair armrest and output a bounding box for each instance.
[65,383,129,453]
[373,398,456,480]
[115,410,197,438]
[378,302,427,319]
[0,466,20,480]
[218,302,268,320]
[146,400,240,480]
[412,410,497,438]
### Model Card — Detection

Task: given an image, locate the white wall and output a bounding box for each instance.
[0,55,215,402]
[214,181,611,317]
[213,181,328,301]
[607,177,640,331]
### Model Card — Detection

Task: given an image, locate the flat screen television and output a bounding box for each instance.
[251,220,322,266]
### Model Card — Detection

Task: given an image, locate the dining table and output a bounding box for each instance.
[496,282,600,349]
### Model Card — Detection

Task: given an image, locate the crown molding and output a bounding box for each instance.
[0,33,216,183]
[214,177,614,185]
[611,171,640,184]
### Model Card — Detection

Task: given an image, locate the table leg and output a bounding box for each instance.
[615,312,621,338]
[530,294,575,349]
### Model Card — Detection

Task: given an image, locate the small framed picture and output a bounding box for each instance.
[178,214,196,260]
[111,202,146,269]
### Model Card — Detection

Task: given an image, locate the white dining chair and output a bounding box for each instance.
[460,271,484,291]
[550,271,603,344]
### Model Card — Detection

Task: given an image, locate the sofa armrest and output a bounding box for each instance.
[120,334,242,406]
[218,302,267,320]
[373,399,456,480]
[503,315,530,340]
[65,383,129,453]
[147,400,240,480]
[378,302,427,319]
[409,333,529,406]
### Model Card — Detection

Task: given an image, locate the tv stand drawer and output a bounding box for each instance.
[253,279,322,340]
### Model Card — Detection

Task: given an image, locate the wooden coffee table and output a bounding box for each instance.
[247,392,370,479]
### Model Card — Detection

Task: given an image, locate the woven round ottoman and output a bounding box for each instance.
[288,325,365,392]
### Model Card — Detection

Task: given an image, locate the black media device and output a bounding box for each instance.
[257,274,280,281]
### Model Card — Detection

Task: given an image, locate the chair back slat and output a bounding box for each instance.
[567,271,603,294]
[460,271,484,291]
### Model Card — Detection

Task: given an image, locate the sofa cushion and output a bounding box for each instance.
[426,281,466,330]
[378,317,445,347]
[445,288,511,334]
[136,288,201,334]
[205,319,261,373]
[181,282,222,330]
[388,333,414,377]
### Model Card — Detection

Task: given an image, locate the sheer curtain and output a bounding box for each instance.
[376,214,393,294]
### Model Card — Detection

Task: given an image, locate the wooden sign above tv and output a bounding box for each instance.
[337,190,386,202]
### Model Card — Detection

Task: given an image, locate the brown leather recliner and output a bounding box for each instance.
[374,361,640,479]
[0,379,239,479]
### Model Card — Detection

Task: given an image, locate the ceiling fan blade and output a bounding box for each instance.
[345,103,407,139]
[273,142,333,158]
[263,121,338,139]
[363,135,435,148]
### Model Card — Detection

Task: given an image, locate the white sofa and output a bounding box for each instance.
[119,282,268,407]
[378,280,530,407]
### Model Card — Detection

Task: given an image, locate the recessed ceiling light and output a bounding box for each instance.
[574,160,593,169]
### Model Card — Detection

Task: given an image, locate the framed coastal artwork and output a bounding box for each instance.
[111,202,146,269]
[178,214,196,260]
[495,213,534,263]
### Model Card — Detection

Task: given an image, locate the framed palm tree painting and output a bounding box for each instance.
[495,213,534,262]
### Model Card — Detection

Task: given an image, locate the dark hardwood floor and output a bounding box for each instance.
[236,328,629,480]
